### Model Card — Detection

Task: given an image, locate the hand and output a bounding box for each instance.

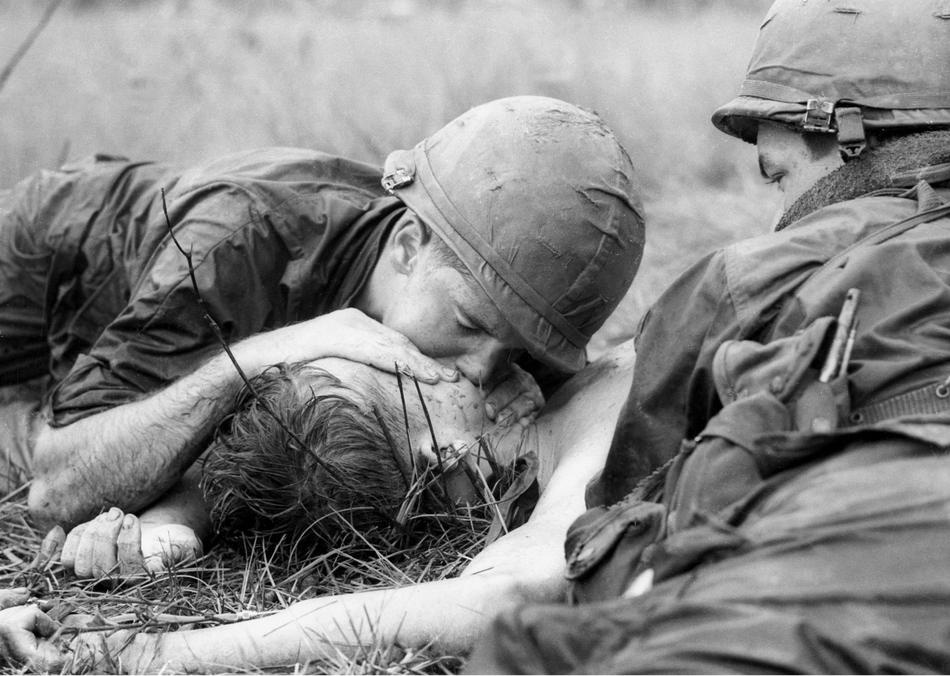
[483,363,544,425]
[137,516,203,574]
[0,602,67,671]
[0,587,29,611]
[244,308,459,385]
[61,508,202,578]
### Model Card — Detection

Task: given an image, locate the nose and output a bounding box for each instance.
[453,337,510,386]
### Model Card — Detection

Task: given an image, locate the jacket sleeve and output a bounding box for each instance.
[593,250,743,505]
[48,186,289,427]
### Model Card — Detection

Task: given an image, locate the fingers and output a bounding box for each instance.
[266,309,458,384]
[496,394,542,427]
[140,524,202,574]
[393,359,460,386]
[0,587,30,610]
[62,507,124,578]
[332,309,458,384]
[62,512,203,578]
[30,607,60,638]
[29,526,65,571]
[59,522,87,571]
[0,604,65,670]
[77,507,124,578]
[484,364,544,423]
[117,514,146,577]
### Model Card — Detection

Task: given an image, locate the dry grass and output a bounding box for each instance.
[0,0,782,673]
[0,478,497,674]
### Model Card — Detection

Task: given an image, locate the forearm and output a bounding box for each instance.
[117,546,561,673]
[113,481,574,672]
[29,351,247,529]
[29,310,451,529]
[138,465,212,541]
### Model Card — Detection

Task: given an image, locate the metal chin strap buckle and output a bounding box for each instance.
[834,106,867,160]
[381,166,415,193]
[802,98,835,132]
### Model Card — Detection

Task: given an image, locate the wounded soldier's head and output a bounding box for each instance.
[200,357,505,544]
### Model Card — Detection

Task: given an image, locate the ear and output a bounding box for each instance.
[388,212,426,275]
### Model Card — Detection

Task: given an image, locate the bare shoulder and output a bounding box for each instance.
[544,338,636,416]
[528,339,635,488]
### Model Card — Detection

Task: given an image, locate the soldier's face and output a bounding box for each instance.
[383,245,522,388]
[757,121,844,215]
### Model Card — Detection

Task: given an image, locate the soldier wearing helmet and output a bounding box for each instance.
[0,96,643,538]
[0,99,647,671]
[467,2,950,672]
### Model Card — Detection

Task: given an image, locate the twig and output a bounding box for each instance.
[58,608,276,636]
[393,365,416,478]
[161,189,256,392]
[372,404,410,492]
[0,0,66,97]
[159,189,401,532]
[410,374,456,514]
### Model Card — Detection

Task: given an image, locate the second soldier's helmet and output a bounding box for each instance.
[712,0,950,158]
[382,96,645,374]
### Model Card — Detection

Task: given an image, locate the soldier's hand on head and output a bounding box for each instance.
[0,602,67,671]
[61,508,201,578]
[483,363,544,425]
[252,308,459,385]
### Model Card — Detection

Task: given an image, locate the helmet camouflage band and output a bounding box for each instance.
[382,96,645,374]
[712,0,950,158]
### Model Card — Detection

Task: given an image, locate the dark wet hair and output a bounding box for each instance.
[200,362,415,544]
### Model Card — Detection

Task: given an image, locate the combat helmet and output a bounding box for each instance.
[381,96,645,374]
[712,0,950,159]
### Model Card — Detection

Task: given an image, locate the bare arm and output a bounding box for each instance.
[93,342,635,672]
[29,309,456,529]
[135,464,210,540]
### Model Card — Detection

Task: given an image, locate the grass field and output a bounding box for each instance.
[0,0,778,673]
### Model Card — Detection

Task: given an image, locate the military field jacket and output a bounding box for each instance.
[598,180,950,505]
[0,148,402,426]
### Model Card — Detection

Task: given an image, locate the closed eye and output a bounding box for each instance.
[455,308,489,335]
[758,156,784,186]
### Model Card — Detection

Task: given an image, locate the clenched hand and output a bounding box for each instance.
[60,508,202,578]
[484,363,544,425]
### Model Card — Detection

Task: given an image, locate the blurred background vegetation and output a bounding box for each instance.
[0,0,780,352]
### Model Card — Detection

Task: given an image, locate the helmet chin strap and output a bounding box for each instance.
[834,107,867,161]
[802,98,867,161]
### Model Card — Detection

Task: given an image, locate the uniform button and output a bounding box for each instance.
[770,376,784,393]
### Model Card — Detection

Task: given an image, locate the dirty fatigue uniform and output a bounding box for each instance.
[471,171,950,672]
[0,148,401,490]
